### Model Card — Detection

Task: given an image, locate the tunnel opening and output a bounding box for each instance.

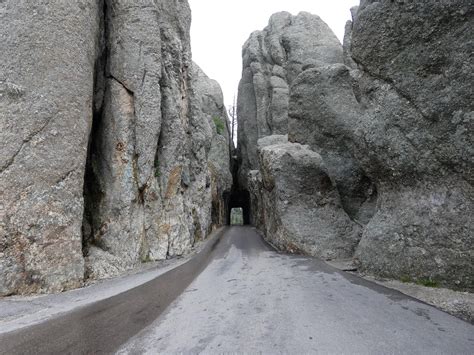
[230,208,244,225]
[225,189,251,225]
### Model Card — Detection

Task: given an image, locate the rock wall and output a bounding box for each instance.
[238,4,473,290]
[237,12,367,260]
[237,12,374,229]
[346,0,473,290]
[288,63,377,224]
[0,0,101,296]
[237,12,342,188]
[191,63,233,233]
[0,0,232,296]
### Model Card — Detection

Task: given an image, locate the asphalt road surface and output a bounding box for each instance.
[1,226,473,354]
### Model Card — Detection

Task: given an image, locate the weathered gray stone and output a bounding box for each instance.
[0,1,101,296]
[255,136,361,259]
[85,0,233,278]
[342,7,358,69]
[237,11,343,188]
[238,4,473,291]
[237,11,371,259]
[191,63,233,229]
[83,0,186,277]
[247,170,265,232]
[1,0,232,295]
[289,64,377,224]
[347,0,474,290]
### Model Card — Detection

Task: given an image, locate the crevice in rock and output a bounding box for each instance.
[156,72,168,182]
[82,0,108,258]
[225,156,251,225]
[54,169,75,186]
[108,74,134,96]
[137,184,146,205]
[346,175,378,226]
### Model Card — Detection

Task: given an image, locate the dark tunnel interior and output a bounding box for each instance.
[225,189,251,225]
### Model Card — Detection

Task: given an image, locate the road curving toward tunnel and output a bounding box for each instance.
[1,226,473,354]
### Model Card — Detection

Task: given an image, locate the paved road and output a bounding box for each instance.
[1,226,473,354]
[118,226,473,354]
[0,230,224,354]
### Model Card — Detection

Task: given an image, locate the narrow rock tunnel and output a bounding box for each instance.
[225,189,251,225]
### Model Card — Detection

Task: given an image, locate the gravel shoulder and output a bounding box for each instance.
[327,259,474,324]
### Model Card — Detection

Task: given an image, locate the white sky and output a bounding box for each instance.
[189,0,360,109]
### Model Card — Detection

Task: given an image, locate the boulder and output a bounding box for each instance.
[255,136,361,259]
[289,63,377,224]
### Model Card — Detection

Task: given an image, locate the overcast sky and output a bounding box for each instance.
[189,0,359,109]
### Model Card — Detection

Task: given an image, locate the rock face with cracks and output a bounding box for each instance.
[0,0,232,296]
[239,3,473,290]
[1,0,472,296]
[0,0,101,296]
[289,63,377,224]
[191,63,233,232]
[237,11,343,189]
[256,136,361,259]
[346,0,473,290]
[237,12,368,261]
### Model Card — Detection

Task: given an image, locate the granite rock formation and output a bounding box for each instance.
[237,12,367,259]
[256,136,361,258]
[346,0,473,290]
[0,0,232,295]
[289,63,377,224]
[237,11,343,188]
[238,3,473,290]
[0,0,101,296]
[191,63,233,234]
[1,0,472,296]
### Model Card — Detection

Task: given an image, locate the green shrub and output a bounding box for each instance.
[400,275,411,283]
[416,278,439,288]
[399,275,439,288]
[213,116,225,135]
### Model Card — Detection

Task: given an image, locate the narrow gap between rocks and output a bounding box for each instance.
[225,189,251,226]
[81,0,108,260]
